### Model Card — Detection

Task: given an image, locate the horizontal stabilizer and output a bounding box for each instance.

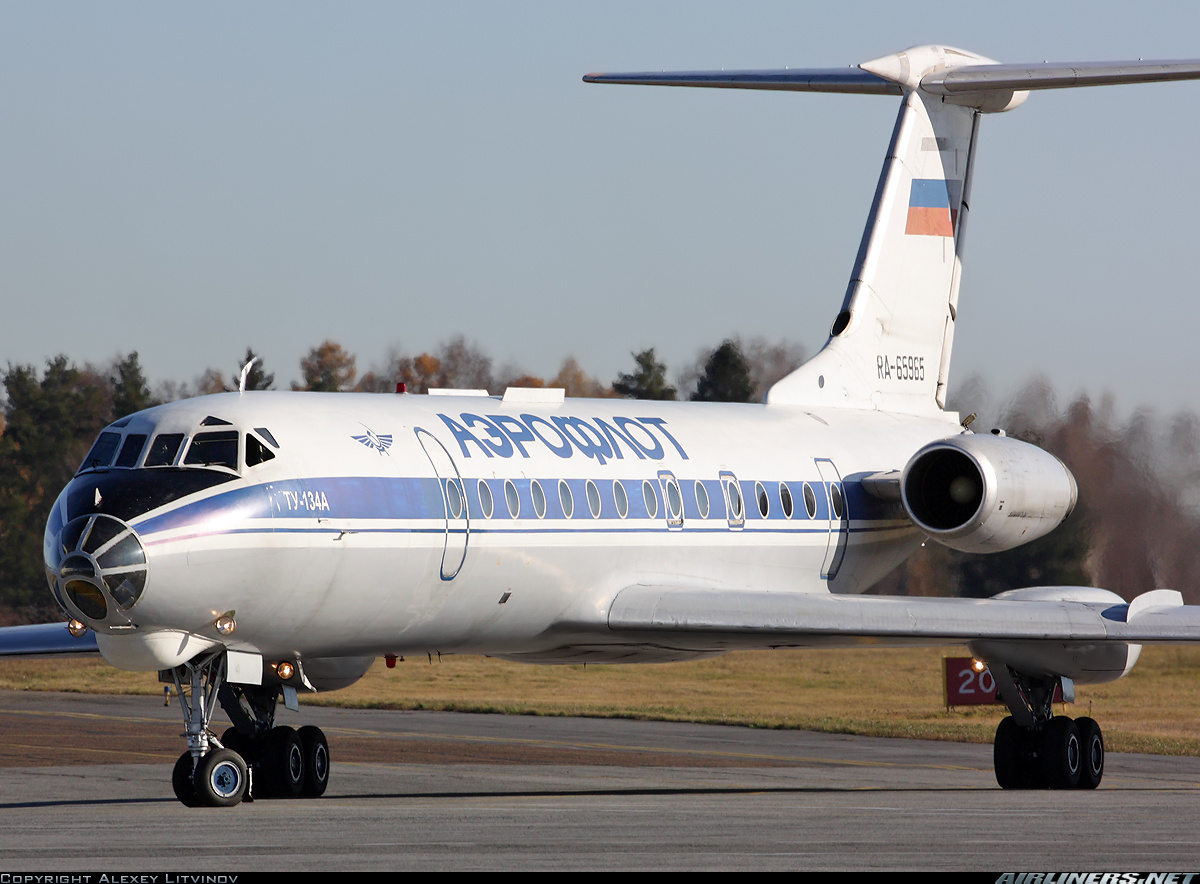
[587,50,1200,114]
[923,59,1200,95]
[583,68,900,95]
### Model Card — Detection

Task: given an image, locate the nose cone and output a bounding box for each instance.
[45,510,148,626]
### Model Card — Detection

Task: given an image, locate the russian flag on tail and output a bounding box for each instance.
[906,178,957,236]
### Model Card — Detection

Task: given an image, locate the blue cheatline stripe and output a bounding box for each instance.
[141,523,903,543]
[909,178,951,208]
[133,475,896,536]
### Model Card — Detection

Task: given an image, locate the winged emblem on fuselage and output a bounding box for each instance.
[351,426,393,455]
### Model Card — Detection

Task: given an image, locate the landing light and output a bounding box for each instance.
[275,661,295,680]
[67,619,88,638]
[971,658,988,673]
[214,612,236,636]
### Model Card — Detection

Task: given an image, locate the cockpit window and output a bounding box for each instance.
[254,427,279,448]
[245,434,275,467]
[184,431,238,470]
[78,432,121,473]
[144,433,185,467]
[114,434,147,468]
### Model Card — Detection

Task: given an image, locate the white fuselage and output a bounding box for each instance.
[49,390,962,670]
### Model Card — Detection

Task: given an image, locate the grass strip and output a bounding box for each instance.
[1,645,1197,755]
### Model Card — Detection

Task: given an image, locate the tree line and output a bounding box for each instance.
[1,338,1198,622]
[290,335,805,402]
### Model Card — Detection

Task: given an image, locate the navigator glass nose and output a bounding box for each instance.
[47,514,148,624]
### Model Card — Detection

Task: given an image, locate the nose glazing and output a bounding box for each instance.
[46,514,148,624]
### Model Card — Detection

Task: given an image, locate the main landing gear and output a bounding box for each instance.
[168,650,331,807]
[988,663,1104,790]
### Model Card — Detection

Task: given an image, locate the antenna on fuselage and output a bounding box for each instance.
[237,357,259,394]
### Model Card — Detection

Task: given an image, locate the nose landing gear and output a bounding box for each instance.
[168,651,331,807]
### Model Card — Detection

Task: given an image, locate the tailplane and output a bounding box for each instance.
[585,46,1200,414]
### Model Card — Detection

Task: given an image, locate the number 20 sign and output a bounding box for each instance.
[943,657,1066,708]
[943,657,999,706]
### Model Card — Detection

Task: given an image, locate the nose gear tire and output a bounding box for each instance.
[195,749,248,807]
[172,751,203,808]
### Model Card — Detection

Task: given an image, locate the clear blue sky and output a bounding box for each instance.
[3,1,1199,414]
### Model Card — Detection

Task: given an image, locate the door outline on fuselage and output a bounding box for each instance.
[719,471,744,530]
[657,470,684,530]
[415,428,469,581]
[814,458,848,580]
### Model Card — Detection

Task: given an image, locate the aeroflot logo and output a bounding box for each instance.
[436,413,688,464]
[351,426,394,454]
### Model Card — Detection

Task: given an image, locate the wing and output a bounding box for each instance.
[507,586,1200,680]
[605,584,1200,642]
[0,622,100,657]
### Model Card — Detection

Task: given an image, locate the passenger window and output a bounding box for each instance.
[665,478,682,520]
[642,480,658,519]
[144,434,185,467]
[245,434,276,467]
[445,480,464,519]
[478,480,494,519]
[803,483,818,519]
[779,483,794,519]
[79,432,120,472]
[726,480,743,519]
[184,431,239,470]
[114,434,147,468]
[613,481,629,518]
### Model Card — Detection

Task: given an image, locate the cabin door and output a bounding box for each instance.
[814,458,848,580]
[415,428,469,580]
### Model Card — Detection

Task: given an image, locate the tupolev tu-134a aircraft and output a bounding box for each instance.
[12,44,1200,807]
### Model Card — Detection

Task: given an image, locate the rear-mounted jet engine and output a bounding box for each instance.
[901,433,1078,554]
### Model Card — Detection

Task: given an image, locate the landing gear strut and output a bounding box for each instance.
[168,651,331,807]
[988,663,1103,790]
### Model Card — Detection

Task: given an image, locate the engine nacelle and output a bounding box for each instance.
[901,433,1077,554]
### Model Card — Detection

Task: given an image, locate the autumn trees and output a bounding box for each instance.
[291,335,799,402]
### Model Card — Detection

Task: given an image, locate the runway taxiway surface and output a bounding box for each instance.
[0,690,1197,870]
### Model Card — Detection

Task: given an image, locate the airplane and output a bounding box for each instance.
[13,43,1200,807]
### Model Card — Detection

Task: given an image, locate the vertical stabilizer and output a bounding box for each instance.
[767,48,987,413]
[584,45,1200,414]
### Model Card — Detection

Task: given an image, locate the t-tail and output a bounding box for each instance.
[586,46,1200,414]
